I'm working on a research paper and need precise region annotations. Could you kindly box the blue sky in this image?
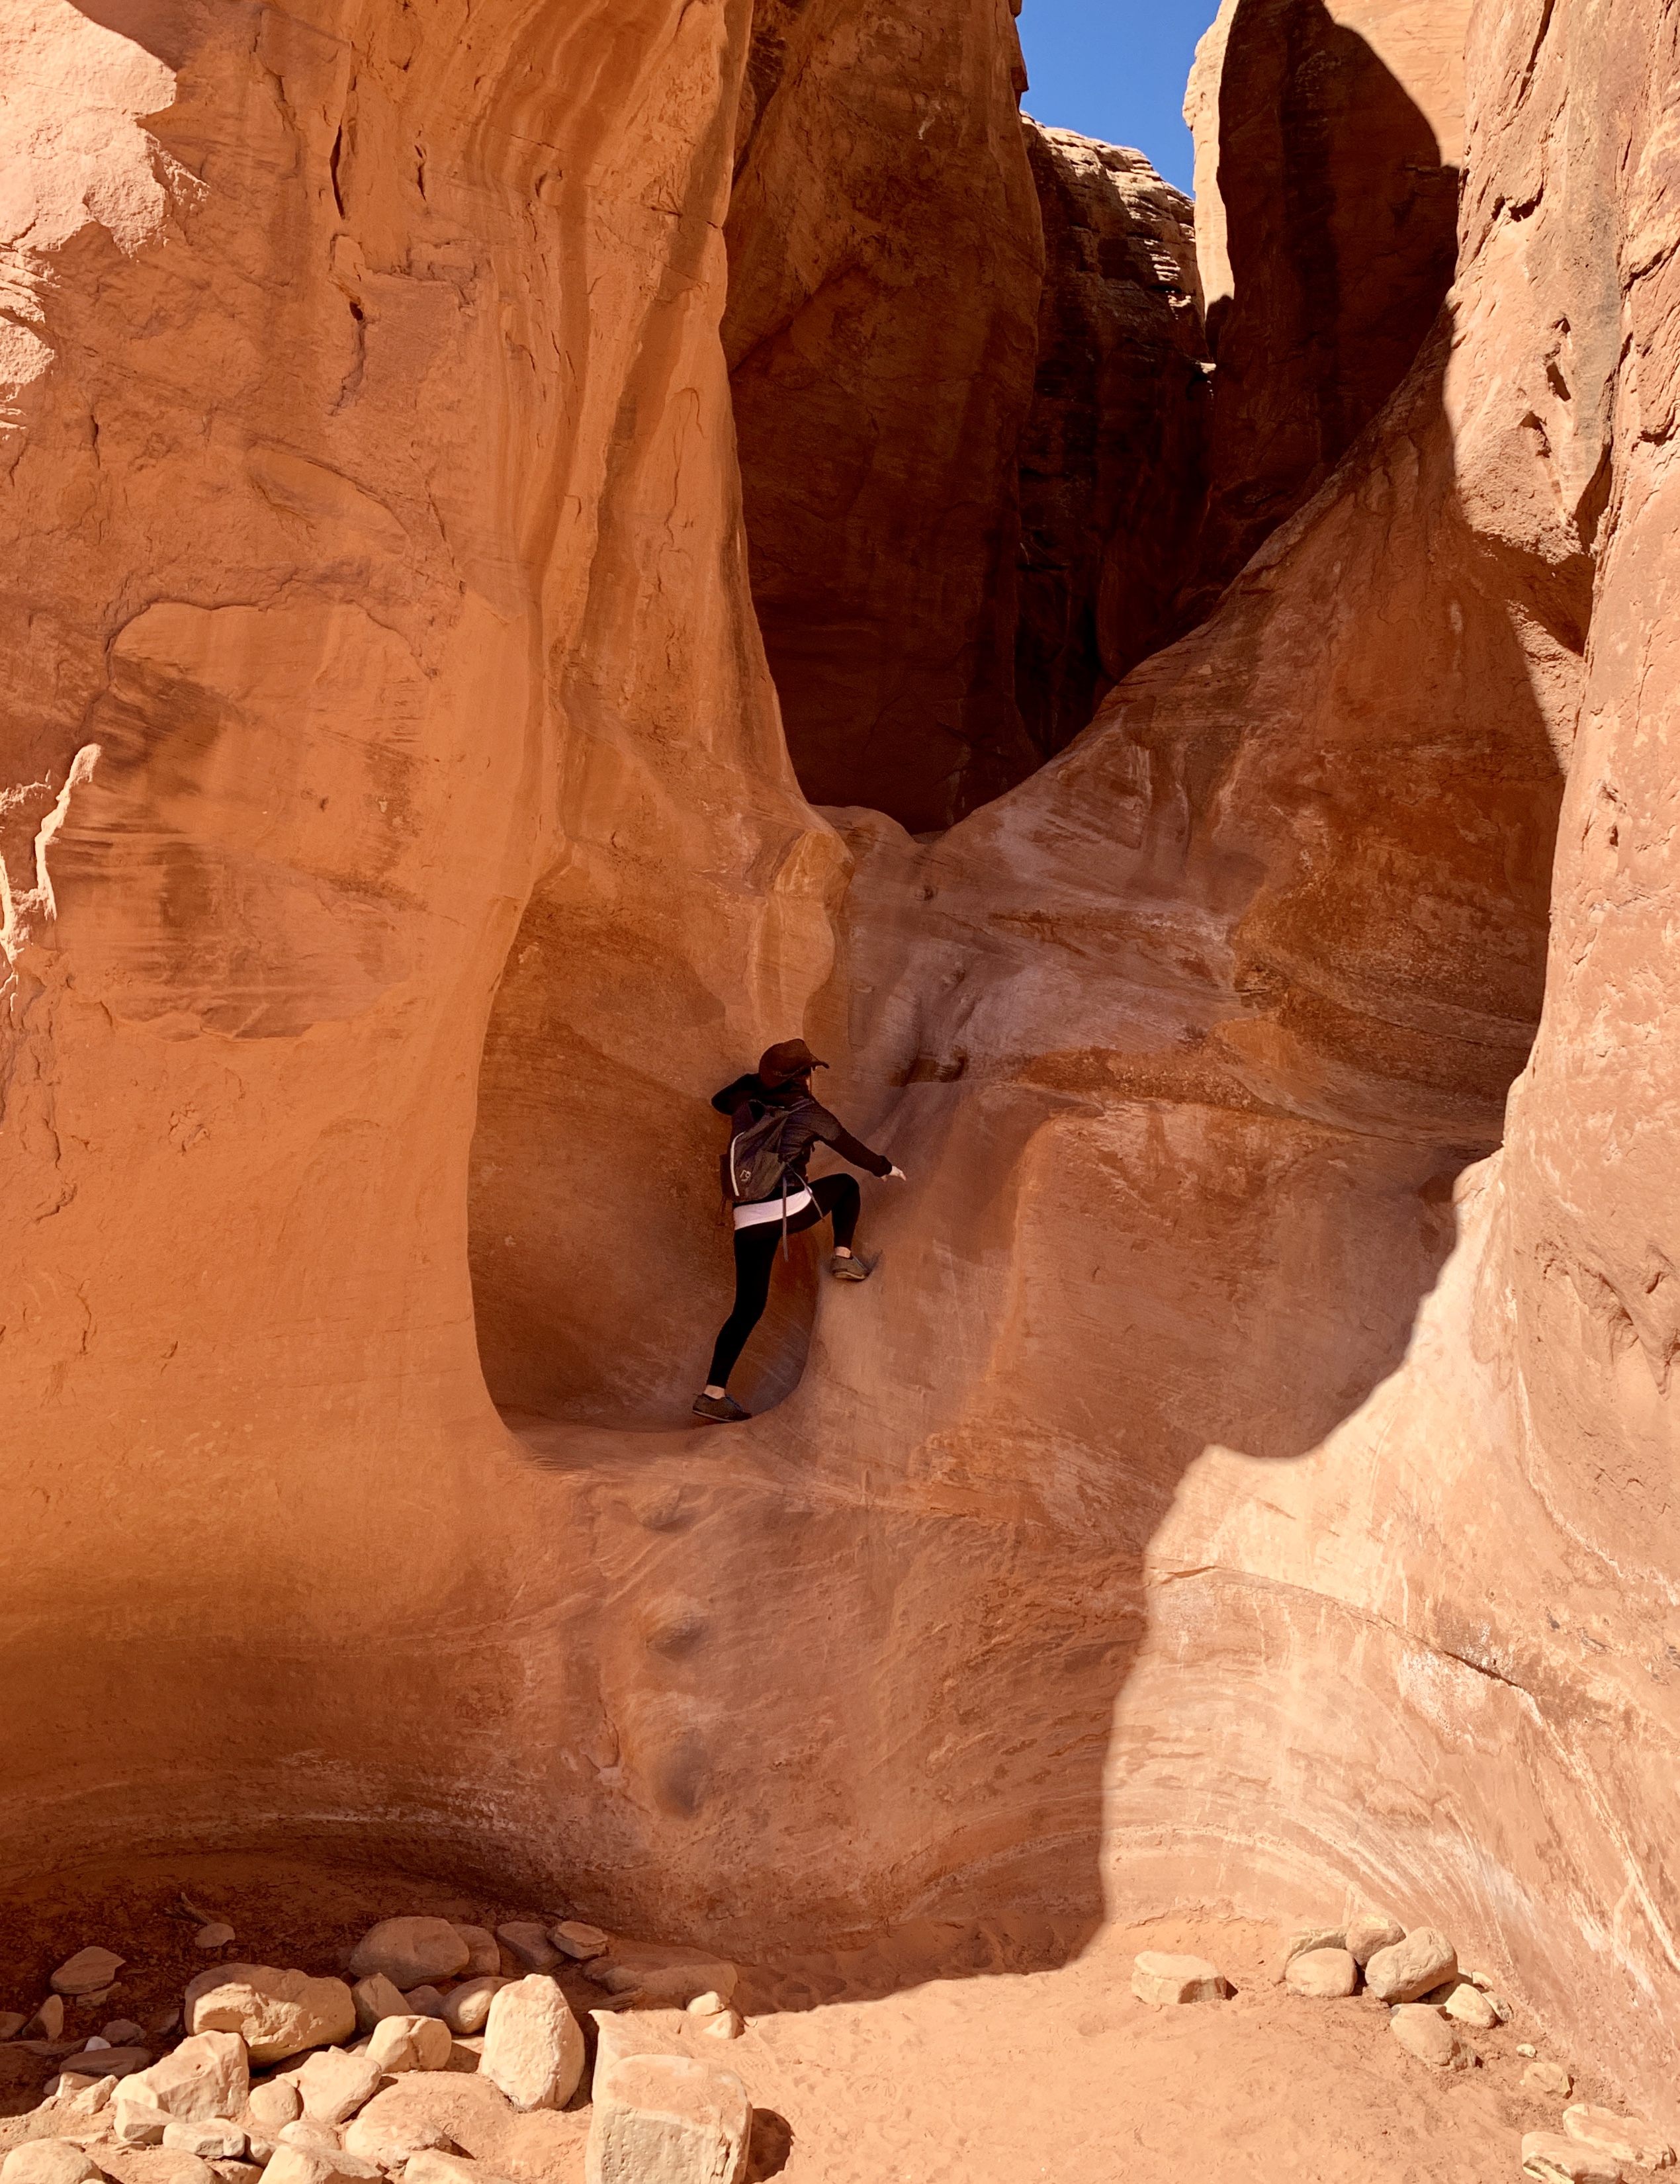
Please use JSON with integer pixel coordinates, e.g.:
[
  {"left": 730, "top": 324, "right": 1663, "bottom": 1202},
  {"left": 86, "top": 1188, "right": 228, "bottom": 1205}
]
[{"left": 1016, "top": 0, "right": 1221, "bottom": 194}]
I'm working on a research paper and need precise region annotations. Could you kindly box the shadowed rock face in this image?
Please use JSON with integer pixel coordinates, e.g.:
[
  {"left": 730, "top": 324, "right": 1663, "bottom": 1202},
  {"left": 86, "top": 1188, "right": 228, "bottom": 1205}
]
[
  {"left": 1185, "top": 0, "right": 1472, "bottom": 594},
  {"left": 1013, "top": 122, "right": 1211, "bottom": 763},
  {"left": 4, "top": 0, "right": 1680, "bottom": 2139}
]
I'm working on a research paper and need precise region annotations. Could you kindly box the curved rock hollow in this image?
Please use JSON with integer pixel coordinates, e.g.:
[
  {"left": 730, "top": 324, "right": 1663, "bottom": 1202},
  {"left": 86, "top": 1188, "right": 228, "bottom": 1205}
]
[{"left": 3, "top": 0, "right": 1679, "bottom": 2136}]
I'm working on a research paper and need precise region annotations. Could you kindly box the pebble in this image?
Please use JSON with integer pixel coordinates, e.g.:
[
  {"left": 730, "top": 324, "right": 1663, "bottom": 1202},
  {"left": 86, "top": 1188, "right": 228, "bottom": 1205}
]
[
  {"left": 0, "top": 2143, "right": 103, "bottom": 2184},
  {"left": 1388, "top": 2004, "right": 1476, "bottom": 2070},
  {"left": 1130, "top": 1952, "right": 1231, "bottom": 2006},
  {"left": 548, "top": 1923, "right": 609, "bottom": 1963},
  {"left": 50, "top": 1950, "right": 125, "bottom": 1999},
  {"left": 195, "top": 1927, "right": 237, "bottom": 1952},
  {"left": 449, "top": 1928, "right": 500, "bottom": 1979},
  {"left": 186, "top": 1968, "right": 356, "bottom": 2065},
  {"left": 1344, "top": 1915, "right": 1405, "bottom": 1967},
  {"left": 494, "top": 1925, "right": 560, "bottom": 1974},
  {"left": 1441, "top": 1982, "right": 1501, "bottom": 2031},
  {"left": 1364, "top": 1929, "right": 1458, "bottom": 2005},
  {"left": 1284, "top": 1948, "right": 1358, "bottom": 1999},
  {"left": 345, "top": 1922, "right": 468, "bottom": 1991},
  {"left": 439, "top": 1979, "right": 506, "bottom": 2037},
  {"left": 481, "top": 1976, "right": 584, "bottom": 2111},
  {"left": 1519, "top": 2043, "right": 1539, "bottom": 2058},
  {"left": 296, "top": 2049, "right": 383, "bottom": 2127},
  {"left": 349, "top": 1977, "right": 407, "bottom": 2034},
  {"left": 365, "top": 2016, "right": 452, "bottom": 2075},
  {"left": 248, "top": 2080, "right": 304, "bottom": 2130},
  {"left": 1524, "top": 2132, "right": 1624, "bottom": 2184},
  {"left": 1564, "top": 2105, "right": 1676, "bottom": 2170},
  {"left": 164, "top": 2121, "right": 248, "bottom": 2161},
  {"left": 588, "top": 2054, "right": 750, "bottom": 2184},
  {"left": 1525, "top": 2061, "right": 1574, "bottom": 2097}
]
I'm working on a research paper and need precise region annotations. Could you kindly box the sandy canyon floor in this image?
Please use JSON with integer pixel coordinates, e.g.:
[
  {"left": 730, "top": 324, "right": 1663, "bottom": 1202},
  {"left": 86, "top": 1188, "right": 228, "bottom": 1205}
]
[{"left": 0, "top": 1858, "right": 1597, "bottom": 2183}]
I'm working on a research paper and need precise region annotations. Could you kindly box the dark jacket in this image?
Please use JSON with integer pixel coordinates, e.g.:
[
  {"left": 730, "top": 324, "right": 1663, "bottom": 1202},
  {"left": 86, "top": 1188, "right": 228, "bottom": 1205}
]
[{"left": 711, "top": 1073, "right": 892, "bottom": 1193}]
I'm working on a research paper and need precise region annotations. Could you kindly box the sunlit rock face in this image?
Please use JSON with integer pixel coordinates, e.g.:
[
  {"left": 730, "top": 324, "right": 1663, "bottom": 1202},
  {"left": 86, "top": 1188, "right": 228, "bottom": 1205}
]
[
  {"left": 1184, "top": 0, "right": 1472, "bottom": 594},
  {"left": 3, "top": 0, "right": 1680, "bottom": 2136}
]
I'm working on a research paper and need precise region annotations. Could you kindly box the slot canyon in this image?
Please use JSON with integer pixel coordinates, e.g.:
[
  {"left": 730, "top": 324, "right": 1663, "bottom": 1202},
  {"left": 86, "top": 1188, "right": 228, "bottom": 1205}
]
[{"left": 1, "top": 0, "right": 1677, "bottom": 2175}]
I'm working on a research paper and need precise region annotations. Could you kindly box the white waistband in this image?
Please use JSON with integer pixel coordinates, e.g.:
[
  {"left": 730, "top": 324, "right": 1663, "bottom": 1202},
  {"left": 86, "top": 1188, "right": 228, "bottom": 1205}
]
[{"left": 733, "top": 1186, "right": 814, "bottom": 1231}]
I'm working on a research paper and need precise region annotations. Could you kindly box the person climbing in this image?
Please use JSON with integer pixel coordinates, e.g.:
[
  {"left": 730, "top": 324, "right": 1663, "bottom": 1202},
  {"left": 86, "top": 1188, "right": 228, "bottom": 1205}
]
[{"left": 693, "top": 1039, "right": 905, "bottom": 1424}]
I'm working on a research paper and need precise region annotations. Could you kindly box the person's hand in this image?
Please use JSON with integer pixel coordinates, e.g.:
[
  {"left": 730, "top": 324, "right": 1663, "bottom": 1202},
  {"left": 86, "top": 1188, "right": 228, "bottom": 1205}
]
[{"left": 887, "top": 1164, "right": 907, "bottom": 1181}]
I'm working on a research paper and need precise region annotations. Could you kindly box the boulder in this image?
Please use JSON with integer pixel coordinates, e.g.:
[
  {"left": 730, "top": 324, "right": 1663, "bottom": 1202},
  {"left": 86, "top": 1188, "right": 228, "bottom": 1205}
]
[
  {"left": 1564, "top": 2107, "right": 1676, "bottom": 2170},
  {"left": 1344, "top": 1917, "right": 1405, "bottom": 1967},
  {"left": 185, "top": 1970, "right": 356, "bottom": 2065},
  {"left": 584, "top": 1948, "right": 736, "bottom": 2009},
  {"left": 53, "top": 2044, "right": 150, "bottom": 2083},
  {"left": 340, "top": 2087, "right": 463, "bottom": 2171},
  {"left": 247, "top": 2083, "right": 303, "bottom": 2132},
  {"left": 24, "top": 2001, "right": 66, "bottom": 2042},
  {"left": 1440, "top": 1982, "right": 1501, "bottom": 2032},
  {"left": 1130, "top": 1952, "right": 1230, "bottom": 2006},
  {"left": 366, "top": 2017, "right": 452, "bottom": 2075},
  {"left": 684, "top": 1995, "right": 728, "bottom": 2020},
  {"left": 439, "top": 1982, "right": 505, "bottom": 2038},
  {"left": 345, "top": 1923, "right": 468, "bottom": 1991},
  {"left": 165, "top": 2122, "right": 248, "bottom": 2161},
  {"left": 1364, "top": 1929, "right": 1458, "bottom": 2005},
  {"left": 51, "top": 1951, "right": 125, "bottom": 1998},
  {"left": 493, "top": 1927, "right": 559, "bottom": 1975},
  {"left": 138, "top": 2159, "right": 216, "bottom": 2184},
  {"left": 349, "top": 1978, "right": 406, "bottom": 2035},
  {"left": 261, "top": 2147, "right": 381, "bottom": 2184},
  {"left": 1284, "top": 1948, "right": 1358, "bottom": 1999},
  {"left": 0, "top": 2143, "right": 103, "bottom": 2184},
  {"left": 480, "top": 1979, "right": 584, "bottom": 2113},
  {"left": 548, "top": 1925, "right": 608, "bottom": 1964},
  {"left": 406, "top": 2158, "right": 512, "bottom": 2184},
  {"left": 115, "top": 2099, "right": 174, "bottom": 2145},
  {"left": 585, "top": 2055, "right": 750, "bottom": 2184},
  {"left": 128, "top": 2033, "right": 251, "bottom": 2122},
  {"left": 275, "top": 2126, "right": 341, "bottom": 2155},
  {"left": 1388, "top": 2005, "right": 1476, "bottom": 2070},
  {"left": 699, "top": 2013, "right": 742, "bottom": 2042},
  {"left": 1279, "top": 1927, "right": 1345, "bottom": 1972},
  {"left": 400, "top": 1991, "right": 446, "bottom": 2021},
  {"left": 296, "top": 2051, "right": 383, "bottom": 2128},
  {"left": 102, "top": 2023, "right": 146, "bottom": 2046},
  {"left": 1524, "top": 2134, "right": 1626, "bottom": 2184},
  {"left": 449, "top": 1930, "right": 500, "bottom": 1980}
]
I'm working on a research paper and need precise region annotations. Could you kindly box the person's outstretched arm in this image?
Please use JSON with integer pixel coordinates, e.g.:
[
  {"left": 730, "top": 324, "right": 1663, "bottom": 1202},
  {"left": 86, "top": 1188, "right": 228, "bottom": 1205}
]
[{"left": 810, "top": 1106, "right": 904, "bottom": 1179}]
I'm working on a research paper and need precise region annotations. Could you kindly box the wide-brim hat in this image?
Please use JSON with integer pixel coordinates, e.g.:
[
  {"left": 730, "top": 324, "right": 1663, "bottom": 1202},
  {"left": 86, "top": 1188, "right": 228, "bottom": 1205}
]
[{"left": 758, "top": 1038, "right": 829, "bottom": 1087}]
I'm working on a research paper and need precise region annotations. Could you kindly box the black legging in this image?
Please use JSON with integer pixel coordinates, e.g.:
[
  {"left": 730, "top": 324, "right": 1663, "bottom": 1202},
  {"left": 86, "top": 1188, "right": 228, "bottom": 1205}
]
[{"left": 707, "top": 1174, "right": 860, "bottom": 1388}]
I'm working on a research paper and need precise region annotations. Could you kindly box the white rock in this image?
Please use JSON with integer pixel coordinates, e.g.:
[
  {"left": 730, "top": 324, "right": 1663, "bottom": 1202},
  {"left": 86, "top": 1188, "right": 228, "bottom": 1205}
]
[
  {"left": 349, "top": 1977, "right": 407, "bottom": 2034},
  {"left": 1388, "top": 2004, "right": 1476, "bottom": 2070},
  {"left": 699, "top": 2012, "right": 742, "bottom": 2042},
  {"left": 165, "top": 2120, "right": 249, "bottom": 2160},
  {"left": 684, "top": 1993, "right": 728, "bottom": 2019},
  {"left": 345, "top": 1923, "right": 468, "bottom": 1991},
  {"left": 1526, "top": 2061, "right": 1575, "bottom": 2097},
  {"left": 129, "top": 2032, "right": 251, "bottom": 2122},
  {"left": 585, "top": 2054, "right": 750, "bottom": 2184},
  {"left": 1564, "top": 2106, "right": 1676, "bottom": 2169},
  {"left": 365, "top": 2017, "right": 452, "bottom": 2075},
  {"left": 549, "top": 1923, "right": 609, "bottom": 1963},
  {"left": 1437, "top": 1981, "right": 1501, "bottom": 2031},
  {"left": 247, "top": 2082, "right": 304, "bottom": 2132},
  {"left": 406, "top": 2156, "right": 513, "bottom": 2184},
  {"left": 0, "top": 2141, "right": 103, "bottom": 2184},
  {"left": 1519, "top": 2043, "right": 1540, "bottom": 2058},
  {"left": 494, "top": 1925, "right": 560, "bottom": 1974},
  {"left": 1278, "top": 1927, "right": 1345, "bottom": 1974},
  {"left": 1364, "top": 1929, "right": 1458, "bottom": 2005},
  {"left": 480, "top": 1977, "right": 584, "bottom": 2112},
  {"left": 1130, "top": 1952, "right": 1230, "bottom": 2006},
  {"left": 52, "top": 1950, "right": 126, "bottom": 1998},
  {"left": 51, "top": 2074, "right": 118, "bottom": 2114},
  {"left": 186, "top": 1970, "right": 357, "bottom": 2066},
  {"left": 439, "top": 1981, "right": 504, "bottom": 2038},
  {"left": 261, "top": 2146, "right": 381, "bottom": 2184},
  {"left": 195, "top": 1927, "right": 237, "bottom": 1953},
  {"left": 115, "top": 2097, "right": 174, "bottom": 2144},
  {"left": 1284, "top": 1948, "right": 1358, "bottom": 1999},
  {"left": 296, "top": 2050, "right": 383, "bottom": 2127},
  {"left": 1344, "top": 1915, "right": 1405, "bottom": 1967},
  {"left": 449, "top": 1929, "right": 500, "bottom": 1979},
  {"left": 339, "top": 2087, "right": 459, "bottom": 2169},
  {"left": 1525, "top": 2132, "right": 1625, "bottom": 2184}
]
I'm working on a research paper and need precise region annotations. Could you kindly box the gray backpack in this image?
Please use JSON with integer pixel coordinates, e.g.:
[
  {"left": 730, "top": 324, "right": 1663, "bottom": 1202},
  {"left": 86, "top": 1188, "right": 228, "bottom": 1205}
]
[{"left": 721, "top": 1098, "right": 816, "bottom": 1250}]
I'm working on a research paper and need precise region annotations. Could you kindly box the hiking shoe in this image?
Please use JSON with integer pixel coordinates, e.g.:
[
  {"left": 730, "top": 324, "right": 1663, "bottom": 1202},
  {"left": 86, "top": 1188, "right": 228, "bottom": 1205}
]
[
  {"left": 693, "top": 1391, "right": 750, "bottom": 1423},
  {"left": 829, "top": 1252, "right": 871, "bottom": 1281}
]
